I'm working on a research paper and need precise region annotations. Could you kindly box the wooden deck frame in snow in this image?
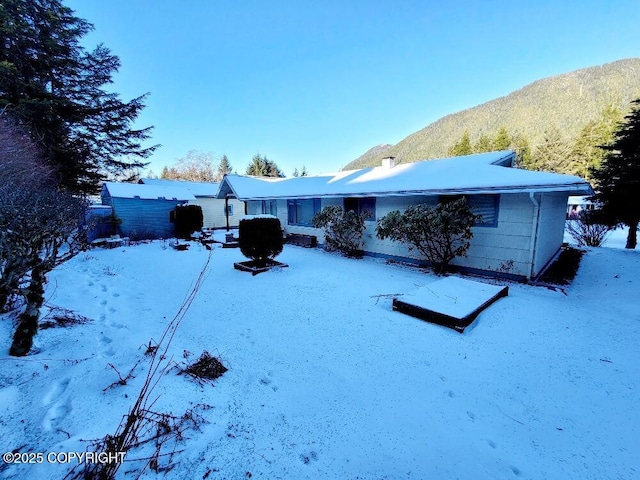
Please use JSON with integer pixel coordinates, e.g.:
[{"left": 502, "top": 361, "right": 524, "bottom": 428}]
[
  {"left": 392, "top": 277, "right": 508, "bottom": 332},
  {"left": 234, "top": 259, "right": 289, "bottom": 275}
]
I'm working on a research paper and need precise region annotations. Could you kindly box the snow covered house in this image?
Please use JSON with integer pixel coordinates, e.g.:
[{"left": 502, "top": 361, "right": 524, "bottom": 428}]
[
  {"left": 139, "top": 178, "right": 245, "bottom": 229},
  {"left": 216, "top": 151, "right": 593, "bottom": 280},
  {"left": 101, "top": 182, "right": 196, "bottom": 240}
]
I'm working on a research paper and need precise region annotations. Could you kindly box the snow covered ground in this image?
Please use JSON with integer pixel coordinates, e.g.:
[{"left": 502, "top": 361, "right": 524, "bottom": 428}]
[{"left": 1, "top": 229, "right": 638, "bottom": 479}]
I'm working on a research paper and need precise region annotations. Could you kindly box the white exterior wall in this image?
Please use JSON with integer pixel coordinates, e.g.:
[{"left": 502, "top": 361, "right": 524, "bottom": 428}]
[
  {"left": 196, "top": 197, "right": 245, "bottom": 228},
  {"left": 362, "top": 196, "right": 436, "bottom": 260},
  {"left": 362, "top": 194, "right": 536, "bottom": 278},
  {"left": 532, "top": 193, "right": 569, "bottom": 276},
  {"left": 248, "top": 193, "right": 566, "bottom": 279},
  {"left": 451, "top": 194, "right": 535, "bottom": 278}
]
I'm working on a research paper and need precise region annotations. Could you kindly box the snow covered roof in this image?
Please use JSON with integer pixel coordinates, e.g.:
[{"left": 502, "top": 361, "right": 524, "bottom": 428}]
[
  {"left": 138, "top": 178, "right": 219, "bottom": 197},
  {"left": 216, "top": 151, "right": 593, "bottom": 201},
  {"left": 102, "top": 182, "right": 196, "bottom": 201}
]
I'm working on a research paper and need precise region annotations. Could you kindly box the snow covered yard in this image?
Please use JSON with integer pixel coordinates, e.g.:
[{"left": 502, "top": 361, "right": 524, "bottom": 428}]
[{"left": 0, "top": 238, "right": 638, "bottom": 479}]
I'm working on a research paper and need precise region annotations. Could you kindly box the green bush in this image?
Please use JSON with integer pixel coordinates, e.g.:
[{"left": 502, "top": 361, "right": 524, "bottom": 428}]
[
  {"left": 312, "top": 206, "right": 366, "bottom": 257},
  {"left": 175, "top": 204, "right": 204, "bottom": 239},
  {"left": 376, "top": 198, "right": 476, "bottom": 274},
  {"left": 239, "top": 217, "right": 283, "bottom": 265}
]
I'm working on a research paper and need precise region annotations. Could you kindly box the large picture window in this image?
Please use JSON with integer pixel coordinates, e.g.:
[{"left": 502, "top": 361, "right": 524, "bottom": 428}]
[
  {"left": 344, "top": 197, "right": 376, "bottom": 221},
  {"left": 287, "top": 198, "right": 321, "bottom": 226}
]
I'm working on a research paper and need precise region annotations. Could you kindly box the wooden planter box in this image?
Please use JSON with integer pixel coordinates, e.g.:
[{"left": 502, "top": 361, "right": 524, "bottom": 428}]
[
  {"left": 392, "top": 277, "right": 508, "bottom": 333},
  {"left": 234, "top": 259, "right": 289, "bottom": 275},
  {"left": 286, "top": 233, "right": 317, "bottom": 248}
]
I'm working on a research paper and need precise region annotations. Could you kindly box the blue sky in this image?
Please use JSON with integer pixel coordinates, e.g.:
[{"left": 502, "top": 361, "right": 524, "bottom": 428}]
[{"left": 66, "top": 0, "right": 640, "bottom": 177}]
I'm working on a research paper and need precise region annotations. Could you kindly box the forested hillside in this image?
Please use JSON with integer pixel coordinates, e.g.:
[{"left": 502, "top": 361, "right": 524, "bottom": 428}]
[{"left": 345, "top": 58, "right": 640, "bottom": 179}]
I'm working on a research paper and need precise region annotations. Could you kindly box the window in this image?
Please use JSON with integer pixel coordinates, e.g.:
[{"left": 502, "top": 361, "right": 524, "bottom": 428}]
[
  {"left": 439, "top": 194, "right": 499, "bottom": 227},
  {"left": 287, "top": 198, "right": 321, "bottom": 226},
  {"left": 468, "top": 195, "right": 499, "bottom": 227},
  {"left": 261, "top": 200, "right": 277, "bottom": 216},
  {"left": 344, "top": 197, "right": 376, "bottom": 220},
  {"left": 224, "top": 204, "right": 234, "bottom": 216},
  {"left": 169, "top": 210, "right": 175, "bottom": 223}
]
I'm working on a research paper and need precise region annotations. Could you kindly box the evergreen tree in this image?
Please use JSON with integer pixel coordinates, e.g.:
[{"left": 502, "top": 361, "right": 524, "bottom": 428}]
[
  {"left": 569, "top": 104, "right": 623, "bottom": 181},
  {"left": 510, "top": 132, "right": 532, "bottom": 169},
  {"left": 447, "top": 130, "right": 473, "bottom": 157},
  {"left": 531, "top": 126, "right": 572, "bottom": 173},
  {"left": 0, "top": 0, "right": 157, "bottom": 194},
  {"left": 493, "top": 127, "right": 511, "bottom": 151},
  {"left": 246, "top": 154, "right": 285, "bottom": 177},
  {"left": 218, "top": 154, "right": 233, "bottom": 178},
  {"left": 292, "top": 165, "right": 308, "bottom": 177},
  {"left": 591, "top": 99, "right": 640, "bottom": 249},
  {"left": 474, "top": 134, "right": 493, "bottom": 153}
]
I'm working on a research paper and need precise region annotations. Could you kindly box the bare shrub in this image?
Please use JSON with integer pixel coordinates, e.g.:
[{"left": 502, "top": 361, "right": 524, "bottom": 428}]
[
  {"left": 39, "top": 306, "right": 92, "bottom": 329},
  {"left": 176, "top": 351, "right": 228, "bottom": 384},
  {"left": 566, "top": 210, "right": 613, "bottom": 247}
]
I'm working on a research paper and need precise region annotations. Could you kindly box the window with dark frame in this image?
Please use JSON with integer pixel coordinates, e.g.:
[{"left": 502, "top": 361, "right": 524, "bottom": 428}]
[
  {"left": 261, "top": 200, "right": 277, "bottom": 216},
  {"left": 287, "top": 198, "right": 321, "bottom": 226},
  {"left": 344, "top": 197, "right": 376, "bottom": 220}
]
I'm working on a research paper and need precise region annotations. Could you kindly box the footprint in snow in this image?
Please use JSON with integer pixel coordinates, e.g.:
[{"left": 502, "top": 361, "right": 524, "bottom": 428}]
[
  {"left": 299, "top": 451, "right": 318, "bottom": 465},
  {"left": 42, "top": 398, "right": 72, "bottom": 431},
  {"left": 42, "top": 377, "right": 72, "bottom": 431},
  {"left": 42, "top": 377, "right": 70, "bottom": 406}
]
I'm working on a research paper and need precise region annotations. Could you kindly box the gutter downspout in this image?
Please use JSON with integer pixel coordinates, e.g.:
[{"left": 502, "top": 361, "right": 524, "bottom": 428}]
[{"left": 529, "top": 192, "right": 541, "bottom": 280}]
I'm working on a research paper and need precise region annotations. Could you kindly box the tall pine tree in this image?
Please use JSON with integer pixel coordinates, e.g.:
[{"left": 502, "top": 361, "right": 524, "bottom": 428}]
[
  {"left": 447, "top": 130, "right": 473, "bottom": 156},
  {"left": 218, "top": 154, "right": 233, "bottom": 178},
  {"left": 246, "top": 154, "right": 285, "bottom": 177},
  {"left": 0, "top": 0, "right": 157, "bottom": 194},
  {"left": 591, "top": 99, "right": 640, "bottom": 249}
]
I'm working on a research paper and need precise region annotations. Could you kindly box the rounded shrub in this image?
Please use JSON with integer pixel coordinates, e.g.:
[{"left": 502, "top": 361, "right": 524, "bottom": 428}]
[
  {"left": 175, "top": 204, "right": 204, "bottom": 239},
  {"left": 238, "top": 216, "right": 283, "bottom": 265}
]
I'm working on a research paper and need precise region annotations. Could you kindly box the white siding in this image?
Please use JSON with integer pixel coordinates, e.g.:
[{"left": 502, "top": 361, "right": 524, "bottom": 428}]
[
  {"left": 196, "top": 197, "right": 245, "bottom": 228},
  {"left": 363, "top": 196, "right": 435, "bottom": 261},
  {"left": 532, "top": 193, "right": 569, "bottom": 276},
  {"left": 256, "top": 192, "right": 567, "bottom": 279},
  {"left": 450, "top": 194, "right": 535, "bottom": 277}
]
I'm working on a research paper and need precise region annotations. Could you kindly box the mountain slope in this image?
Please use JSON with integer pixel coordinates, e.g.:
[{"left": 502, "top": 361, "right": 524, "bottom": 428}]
[{"left": 345, "top": 58, "right": 640, "bottom": 170}]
